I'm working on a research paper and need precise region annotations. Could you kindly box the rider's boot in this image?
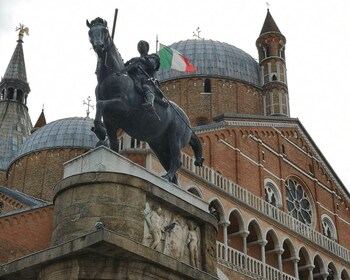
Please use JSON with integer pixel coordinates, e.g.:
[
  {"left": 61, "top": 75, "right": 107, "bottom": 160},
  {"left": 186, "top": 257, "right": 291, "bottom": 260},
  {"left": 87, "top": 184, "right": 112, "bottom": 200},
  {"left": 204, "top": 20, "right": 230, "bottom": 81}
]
[{"left": 142, "top": 90, "right": 155, "bottom": 112}]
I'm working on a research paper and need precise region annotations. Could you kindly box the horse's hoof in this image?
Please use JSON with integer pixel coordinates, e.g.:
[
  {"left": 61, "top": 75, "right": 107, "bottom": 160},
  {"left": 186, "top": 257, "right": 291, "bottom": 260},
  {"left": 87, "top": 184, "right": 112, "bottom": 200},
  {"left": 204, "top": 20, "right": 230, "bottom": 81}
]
[
  {"left": 194, "top": 157, "right": 204, "bottom": 167},
  {"left": 92, "top": 126, "right": 107, "bottom": 141},
  {"left": 161, "top": 174, "right": 179, "bottom": 185},
  {"left": 95, "top": 140, "right": 108, "bottom": 148},
  {"left": 161, "top": 174, "right": 170, "bottom": 181}
]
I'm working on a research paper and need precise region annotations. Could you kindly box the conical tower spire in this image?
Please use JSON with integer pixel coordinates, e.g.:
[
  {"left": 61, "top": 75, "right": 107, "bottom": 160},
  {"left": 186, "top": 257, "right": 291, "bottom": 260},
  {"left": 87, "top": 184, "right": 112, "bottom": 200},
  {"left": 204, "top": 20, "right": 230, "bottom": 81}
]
[
  {"left": 32, "top": 107, "right": 47, "bottom": 133},
  {"left": 3, "top": 25, "right": 29, "bottom": 82},
  {"left": 0, "top": 25, "right": 32, "bottom": 179},
  {"left": 256, "top": 10, "right": 289, "bottom": 117},
  {"left": 0, "top": 24, "right": 30, "bottom": 104},
  {"left": 259, "top": 9, "right": 281, "bottom": 35}
]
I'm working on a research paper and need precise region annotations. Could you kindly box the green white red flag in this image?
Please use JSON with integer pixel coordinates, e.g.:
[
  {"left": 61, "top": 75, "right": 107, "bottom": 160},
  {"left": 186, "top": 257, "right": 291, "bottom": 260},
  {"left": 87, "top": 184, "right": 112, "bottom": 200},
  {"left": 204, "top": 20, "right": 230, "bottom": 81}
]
[{"left": 159, "top": 43, "right": 196, "bottom": 72}]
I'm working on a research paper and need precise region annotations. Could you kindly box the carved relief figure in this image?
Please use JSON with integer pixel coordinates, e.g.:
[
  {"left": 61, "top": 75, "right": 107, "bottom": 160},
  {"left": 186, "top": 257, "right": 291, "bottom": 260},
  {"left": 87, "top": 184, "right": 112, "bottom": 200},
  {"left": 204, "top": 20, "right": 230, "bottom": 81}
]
[
  {"left": 163, "top": 215, "right": 186, "bottom": 259},
  {"left": 143, "top": 202, "right": 203, "bottom": 268},
  {"left": 143, "top": 203, "right": 163, "bottom": 251},
  {"left": 187, "top": 220, "right": 200, "bottom": 268}
]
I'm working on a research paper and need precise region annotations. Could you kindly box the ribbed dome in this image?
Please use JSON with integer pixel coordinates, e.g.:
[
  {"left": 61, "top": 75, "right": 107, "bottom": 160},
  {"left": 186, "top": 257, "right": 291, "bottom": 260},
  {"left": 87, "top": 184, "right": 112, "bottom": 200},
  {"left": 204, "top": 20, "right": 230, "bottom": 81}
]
[
  {"left": 15, "top": 117, "right": 98, "bottom": 159},
  {"left": 157, "top": 39, "right": 261, "bottom": 86}
]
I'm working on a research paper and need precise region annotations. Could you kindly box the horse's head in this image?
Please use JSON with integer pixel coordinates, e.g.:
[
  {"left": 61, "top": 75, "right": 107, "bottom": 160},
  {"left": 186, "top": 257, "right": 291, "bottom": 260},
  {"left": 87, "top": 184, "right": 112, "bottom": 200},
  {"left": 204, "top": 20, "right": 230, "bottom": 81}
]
[{"left": 87, "top": 17, "right": 112, "bottom": 57}]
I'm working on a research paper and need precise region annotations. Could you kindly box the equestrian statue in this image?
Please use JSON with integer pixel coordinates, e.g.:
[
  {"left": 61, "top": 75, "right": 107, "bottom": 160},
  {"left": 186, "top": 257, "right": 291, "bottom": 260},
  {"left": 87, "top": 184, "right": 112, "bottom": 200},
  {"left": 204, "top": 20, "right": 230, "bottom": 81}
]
[{"left": 87, "top": 17, "right": 203, "bottom": 184}]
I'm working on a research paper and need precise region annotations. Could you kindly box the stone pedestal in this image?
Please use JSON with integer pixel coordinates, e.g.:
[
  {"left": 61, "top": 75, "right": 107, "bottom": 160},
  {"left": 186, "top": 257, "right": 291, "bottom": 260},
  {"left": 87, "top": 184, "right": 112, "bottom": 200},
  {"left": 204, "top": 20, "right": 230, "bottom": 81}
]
[
  {"left": 0, "top": 147, "right": 218, "bottom": 280},
  {"left": 51, "top": 172, "right": 146, "bottom": 245}
]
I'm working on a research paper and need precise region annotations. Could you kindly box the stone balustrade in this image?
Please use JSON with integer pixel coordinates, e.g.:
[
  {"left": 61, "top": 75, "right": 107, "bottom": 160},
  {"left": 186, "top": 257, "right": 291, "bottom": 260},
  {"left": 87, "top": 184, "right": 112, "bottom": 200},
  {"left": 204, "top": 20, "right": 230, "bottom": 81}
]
[{"left": 217, "top": 241, "right": 297, "bottom": 280}]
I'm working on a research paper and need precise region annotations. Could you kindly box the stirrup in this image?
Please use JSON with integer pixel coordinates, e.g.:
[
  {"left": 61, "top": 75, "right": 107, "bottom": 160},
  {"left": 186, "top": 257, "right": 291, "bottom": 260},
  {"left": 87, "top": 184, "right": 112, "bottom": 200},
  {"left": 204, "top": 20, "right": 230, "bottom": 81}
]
[{"left": 142, "top": 102, "right": 154, "bottom": 112}]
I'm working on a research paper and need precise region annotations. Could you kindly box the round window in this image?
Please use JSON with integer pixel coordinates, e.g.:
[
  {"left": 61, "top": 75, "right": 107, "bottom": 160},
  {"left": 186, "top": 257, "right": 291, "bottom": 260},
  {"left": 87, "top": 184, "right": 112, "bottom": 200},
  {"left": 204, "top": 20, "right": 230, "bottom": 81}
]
[{"left": 285, "top": 179, "right": 312, "bottom": 226}]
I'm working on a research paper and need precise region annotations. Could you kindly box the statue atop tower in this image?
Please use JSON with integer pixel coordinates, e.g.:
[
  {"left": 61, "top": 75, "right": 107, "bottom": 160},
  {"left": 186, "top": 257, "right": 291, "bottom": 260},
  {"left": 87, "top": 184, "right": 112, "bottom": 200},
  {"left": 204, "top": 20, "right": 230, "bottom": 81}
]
[{"left": 15, "top": 23, "right": 29, "bottom": 42}]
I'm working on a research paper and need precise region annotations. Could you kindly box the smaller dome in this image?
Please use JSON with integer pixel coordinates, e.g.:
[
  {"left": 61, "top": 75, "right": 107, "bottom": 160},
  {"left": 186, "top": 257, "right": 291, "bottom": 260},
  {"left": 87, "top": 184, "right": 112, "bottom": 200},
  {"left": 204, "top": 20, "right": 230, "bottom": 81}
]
[{"left": 15, "top": 117, "right": 98, "bottom": 159}]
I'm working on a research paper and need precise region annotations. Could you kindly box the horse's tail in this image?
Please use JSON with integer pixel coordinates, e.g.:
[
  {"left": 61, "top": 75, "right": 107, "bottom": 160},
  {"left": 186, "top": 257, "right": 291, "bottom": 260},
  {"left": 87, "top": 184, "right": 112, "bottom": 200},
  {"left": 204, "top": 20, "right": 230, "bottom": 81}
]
[{"left": 189, "top": 133, "right": 204, "bottom": 167}]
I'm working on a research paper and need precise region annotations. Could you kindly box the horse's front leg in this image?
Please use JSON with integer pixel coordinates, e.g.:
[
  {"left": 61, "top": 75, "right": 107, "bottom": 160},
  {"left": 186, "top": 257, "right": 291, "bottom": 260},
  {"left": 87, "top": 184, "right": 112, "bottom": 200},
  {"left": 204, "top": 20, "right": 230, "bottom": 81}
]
[
  {"left": 104, "top": 117, "right": 119, "bottom": 152},
  {"left": 162, "top": 140, "right": 182, "bottom": 185},
  {"left": 163, "top": 157, "right": 181, "bottom": 185},
  {"left": 92, "top": 100, "right": 107, "bottom": 141}
]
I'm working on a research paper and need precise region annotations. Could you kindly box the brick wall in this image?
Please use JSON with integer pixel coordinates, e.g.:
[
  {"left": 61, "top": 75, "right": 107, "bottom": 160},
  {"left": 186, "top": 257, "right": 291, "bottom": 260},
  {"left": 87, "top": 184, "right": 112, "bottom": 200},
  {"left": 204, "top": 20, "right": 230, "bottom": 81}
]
[
  {"left": 7, "top": 148, "right": 89, "bottom": 201},
  {"left": 0, "top": 205, "right": 53, "bottom": 264},
  {"left": 0, "top": 171, "right": 6, "bottom": 186},
  {"left": 161, "top": 78, "right": 263, "bottom": 126}
]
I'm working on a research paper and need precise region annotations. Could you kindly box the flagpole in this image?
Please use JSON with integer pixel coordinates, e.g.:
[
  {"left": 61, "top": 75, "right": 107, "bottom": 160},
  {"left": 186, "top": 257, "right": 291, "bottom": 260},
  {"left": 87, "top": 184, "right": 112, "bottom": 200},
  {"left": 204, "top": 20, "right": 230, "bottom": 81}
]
[{"left": 111, "top": 8, "right": 118, "bottom": 41}]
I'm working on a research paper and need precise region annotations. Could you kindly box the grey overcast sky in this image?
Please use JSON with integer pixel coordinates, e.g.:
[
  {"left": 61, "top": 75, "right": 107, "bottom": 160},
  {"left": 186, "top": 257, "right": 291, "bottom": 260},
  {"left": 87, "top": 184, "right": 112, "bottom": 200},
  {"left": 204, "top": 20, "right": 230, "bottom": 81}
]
[{"left": 1, "top": 0, "right": 350, "bottom": 188}]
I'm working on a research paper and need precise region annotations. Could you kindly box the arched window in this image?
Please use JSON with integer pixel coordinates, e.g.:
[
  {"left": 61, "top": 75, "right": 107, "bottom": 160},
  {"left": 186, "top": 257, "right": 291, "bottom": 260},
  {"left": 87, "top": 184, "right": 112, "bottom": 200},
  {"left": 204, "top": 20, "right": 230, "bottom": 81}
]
[
  {"left": 321, "top": 214, "right": 337, "bottom": 241},
  {"left": 285, "top": 178, "right": 313, "bottom": 226},
  {"left": 280, "top": 45, "right": 286, "bottom": 60},
  {"left": 281, "top": 144, "right": 286, "bottom": 155},
  {"left": 16, "top": 89, "right": 24, "bottom": 102},
  {"left": 263, "top": 46, "right": 270, "bottom": 58},
  {"left": 327, "top": 262, "right": 338, "bottom": 280},
  {"left": 130, "top": 138, "right": 141, "bottom": 149},
  {"left": 264, "top": 178, "right": 282, "bottom": 208},
  {"left": 186, "top": 185, "right": 203, "bottom": 199},
  {"left": 208, "top": 200, "right": 223, "bottom": 222},
  {"left": 204, "top": 78, "right": 211, "bottom": 93},
  {"left": 195, "top": 117, "right": 208, "bottom": 126},
  {"left": 7, "top": 88, "right": 14, "bottom": 100}
]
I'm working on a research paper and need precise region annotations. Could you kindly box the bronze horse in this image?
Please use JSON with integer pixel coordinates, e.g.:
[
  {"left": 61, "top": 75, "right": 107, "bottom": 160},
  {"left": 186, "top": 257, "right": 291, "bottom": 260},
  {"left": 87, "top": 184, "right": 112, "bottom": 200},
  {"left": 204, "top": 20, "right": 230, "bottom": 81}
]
[{"left": 87, "top": 17, "right": 203, "bottom": 184}]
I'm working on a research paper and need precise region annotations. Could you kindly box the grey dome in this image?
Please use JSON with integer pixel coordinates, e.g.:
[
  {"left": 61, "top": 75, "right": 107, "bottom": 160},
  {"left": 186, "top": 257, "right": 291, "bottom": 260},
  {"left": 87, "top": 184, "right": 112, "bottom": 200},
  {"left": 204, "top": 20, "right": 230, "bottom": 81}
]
[
  {"left": 157, "top": 39, "right": 261, "bottom": 87},
  {"left": 15, "top": 117, "right": 98, "bottom": 159}
]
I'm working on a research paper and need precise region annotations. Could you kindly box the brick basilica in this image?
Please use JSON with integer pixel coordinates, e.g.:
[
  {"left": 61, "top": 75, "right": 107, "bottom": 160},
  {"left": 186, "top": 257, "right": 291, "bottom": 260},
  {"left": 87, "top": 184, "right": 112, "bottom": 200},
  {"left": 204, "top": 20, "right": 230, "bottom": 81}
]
[{"left": 0, "top": 9, "right": 349, "bottom": 279}]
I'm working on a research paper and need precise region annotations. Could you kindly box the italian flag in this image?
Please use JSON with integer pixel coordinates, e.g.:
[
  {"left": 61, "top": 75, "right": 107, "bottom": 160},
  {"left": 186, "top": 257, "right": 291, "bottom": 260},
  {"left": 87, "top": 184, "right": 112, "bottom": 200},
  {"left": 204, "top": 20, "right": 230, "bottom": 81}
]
[{"left": 159, "top": 43, "right": 196, "bottom": 72}]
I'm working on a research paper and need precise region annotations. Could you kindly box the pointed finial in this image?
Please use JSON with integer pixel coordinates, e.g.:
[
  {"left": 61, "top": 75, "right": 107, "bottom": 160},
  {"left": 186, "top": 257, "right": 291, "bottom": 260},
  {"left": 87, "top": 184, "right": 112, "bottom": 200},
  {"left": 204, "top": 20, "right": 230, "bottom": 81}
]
[
  {"left": 15, "top": 24, "right": 29, "bottom": 42},
  {"left": 266, "top": 2, "right": 270, "bottom": 10},
  {"left": 83, "top": 96, "right": 94, "bottom": 118}
]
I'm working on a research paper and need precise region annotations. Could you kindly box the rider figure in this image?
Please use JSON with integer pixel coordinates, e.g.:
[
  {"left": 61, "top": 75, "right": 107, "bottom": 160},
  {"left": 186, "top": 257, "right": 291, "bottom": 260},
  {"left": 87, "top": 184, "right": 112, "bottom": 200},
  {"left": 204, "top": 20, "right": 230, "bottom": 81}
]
[{"left": 124, "top": 40, "right": 160, "bottom": 111}]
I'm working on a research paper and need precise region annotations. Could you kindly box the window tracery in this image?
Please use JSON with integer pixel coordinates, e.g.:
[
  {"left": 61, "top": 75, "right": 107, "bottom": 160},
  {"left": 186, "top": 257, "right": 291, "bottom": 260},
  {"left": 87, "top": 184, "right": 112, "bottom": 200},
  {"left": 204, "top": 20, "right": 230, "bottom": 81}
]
[
  {"left": 321, "top": 215, "right": 337, "bottom": 241},
  {"left": 285, "top": 178, "right": 313, "bottom": 226},
  {"left": 264, "top": 179, "right": 282, "bottom": 208}
]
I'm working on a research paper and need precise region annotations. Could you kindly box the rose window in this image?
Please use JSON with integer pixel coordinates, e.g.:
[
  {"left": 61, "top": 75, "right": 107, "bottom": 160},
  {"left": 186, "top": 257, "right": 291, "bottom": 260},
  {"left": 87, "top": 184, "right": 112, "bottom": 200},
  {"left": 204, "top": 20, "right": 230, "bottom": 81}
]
[{"left": 285, "top": 179, "right": 312, "bottom": 226}]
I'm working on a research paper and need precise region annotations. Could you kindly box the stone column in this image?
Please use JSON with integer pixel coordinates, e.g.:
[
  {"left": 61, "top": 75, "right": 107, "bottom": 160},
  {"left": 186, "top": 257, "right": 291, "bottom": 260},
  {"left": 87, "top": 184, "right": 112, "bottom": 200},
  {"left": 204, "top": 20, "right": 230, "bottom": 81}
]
[
  {"left": 220, "top": 221, "right": 230, "bottom": 261},
  {"left": 276, "top": 248, "right": 284, "bottom": 280},
  {"left": 260, "top": 239, "right": 267, "bottom": 278},
  {"left": 241, "top": 230, "right": 249, "bottom": 269},
  {"left": 276, "top": 248, "right": 284, "bottom": 272},
  {"left": 308, "top": 265, "right": 315, "bottom": 280},
  {"left": 145, "top": 153, "right": 153, "bottom": 171},
  {"left": 3, "top": 88, "right": 7, "bottom": 100},
  {"left": 321, "top": 272, "right": 328, "bottom": 280},
  {"left": 292, "top": 257, "right": 299, "bottom": 279}
]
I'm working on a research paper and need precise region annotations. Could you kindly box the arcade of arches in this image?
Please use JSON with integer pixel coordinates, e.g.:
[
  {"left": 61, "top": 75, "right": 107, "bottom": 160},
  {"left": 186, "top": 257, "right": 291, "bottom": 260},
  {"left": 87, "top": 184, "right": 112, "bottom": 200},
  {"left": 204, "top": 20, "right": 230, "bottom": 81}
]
[{"left": 186, "top": 182, "right": 350, "bottom": 280}]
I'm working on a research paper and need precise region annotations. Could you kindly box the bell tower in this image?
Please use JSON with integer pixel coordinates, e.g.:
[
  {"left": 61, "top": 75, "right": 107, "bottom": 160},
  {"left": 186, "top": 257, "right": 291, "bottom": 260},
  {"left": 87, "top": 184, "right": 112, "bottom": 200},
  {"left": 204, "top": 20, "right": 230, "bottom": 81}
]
[
  {"left": 256, "top": 9, "right": 289, "bottom": 116},
  {"left": 0, "top": 25, "right": 33, "bottom": 181}
]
